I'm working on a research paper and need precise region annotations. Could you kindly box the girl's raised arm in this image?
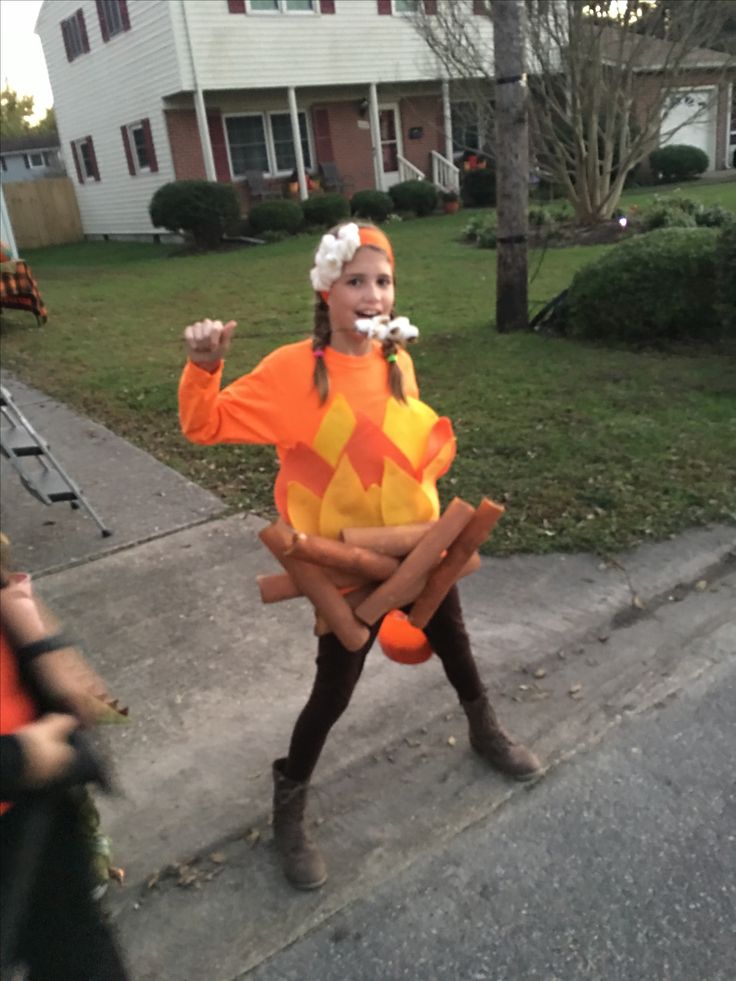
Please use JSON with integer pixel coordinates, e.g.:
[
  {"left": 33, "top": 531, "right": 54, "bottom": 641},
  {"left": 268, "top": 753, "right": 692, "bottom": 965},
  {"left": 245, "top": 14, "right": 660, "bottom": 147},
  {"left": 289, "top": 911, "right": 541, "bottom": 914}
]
[{"left": 183, "top": 319, "right": 237, "bottom": 371}]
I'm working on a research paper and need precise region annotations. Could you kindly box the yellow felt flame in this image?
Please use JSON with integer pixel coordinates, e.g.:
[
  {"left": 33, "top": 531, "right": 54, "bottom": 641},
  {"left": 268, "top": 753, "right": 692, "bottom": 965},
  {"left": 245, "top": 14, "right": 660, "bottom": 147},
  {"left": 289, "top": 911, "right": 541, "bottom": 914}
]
[
  {"left": 286, "top": 482, "right": 322, "bottom": 536},
  {"left": 319, "top": 455, "right": 383, "bottom": 539},
  {"left": 381, "top": 458, "right": 438, "bottom": 525},
  {"left": 312, "top": 394, "right": 356, "bottom": 468},
  {"left": 382, "top": 397, "right": 439, "bottom": 471}
]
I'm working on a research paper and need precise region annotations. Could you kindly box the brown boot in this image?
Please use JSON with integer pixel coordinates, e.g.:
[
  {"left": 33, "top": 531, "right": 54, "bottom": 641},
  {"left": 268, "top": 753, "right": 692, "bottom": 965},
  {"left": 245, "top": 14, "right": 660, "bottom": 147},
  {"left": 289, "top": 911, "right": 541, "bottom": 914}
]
[
  {"left": 460, "top": 695, "right": 542, "bottom": 781},
  {"left": 272, "top": 759, "right": 328, "bottom": 890}
]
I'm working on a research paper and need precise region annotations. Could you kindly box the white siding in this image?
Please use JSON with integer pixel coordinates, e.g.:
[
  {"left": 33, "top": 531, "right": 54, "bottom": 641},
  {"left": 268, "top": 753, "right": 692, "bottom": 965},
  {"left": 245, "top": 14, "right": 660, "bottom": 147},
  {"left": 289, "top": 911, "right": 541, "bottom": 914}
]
[
  {"left": 184, "top": 0, "right": 483, "bottom": 90},
  {"left": 36, "top": 0, "right": 184, "bottom": 235}
]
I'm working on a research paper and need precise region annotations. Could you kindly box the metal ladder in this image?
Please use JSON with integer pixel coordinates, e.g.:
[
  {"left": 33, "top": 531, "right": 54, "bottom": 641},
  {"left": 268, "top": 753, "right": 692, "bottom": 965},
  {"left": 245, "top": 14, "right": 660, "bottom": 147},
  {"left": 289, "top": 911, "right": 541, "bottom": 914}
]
[{"left": 0, "top": 385, "right": 111, "bottom": 537}]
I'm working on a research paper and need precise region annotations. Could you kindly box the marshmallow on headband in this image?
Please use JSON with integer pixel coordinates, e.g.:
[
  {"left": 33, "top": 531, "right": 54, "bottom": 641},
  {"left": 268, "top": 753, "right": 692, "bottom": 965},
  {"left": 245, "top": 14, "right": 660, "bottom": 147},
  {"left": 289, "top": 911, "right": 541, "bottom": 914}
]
[{"left": 310, "top": 222, "right": 395, "bottom": 299}]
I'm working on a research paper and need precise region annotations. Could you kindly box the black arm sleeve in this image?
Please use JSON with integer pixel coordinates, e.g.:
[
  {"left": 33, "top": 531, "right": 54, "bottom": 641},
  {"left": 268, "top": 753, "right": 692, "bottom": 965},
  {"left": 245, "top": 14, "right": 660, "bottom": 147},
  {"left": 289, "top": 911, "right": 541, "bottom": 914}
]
[{"left": 0, "top": 733, "right": 26, "bottom": 800}]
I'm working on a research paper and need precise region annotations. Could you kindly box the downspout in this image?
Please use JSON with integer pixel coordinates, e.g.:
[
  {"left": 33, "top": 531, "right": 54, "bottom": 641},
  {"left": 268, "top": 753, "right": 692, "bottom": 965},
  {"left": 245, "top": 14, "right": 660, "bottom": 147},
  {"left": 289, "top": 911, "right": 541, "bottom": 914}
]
[
  {"left": 180, "top": 0, "right": 217, "bottom": 181},
  {"left": 368, "top": 82, "right": 383, "bottom": 191},
  {"left": 442, "top": 78, "right": 453, "bottom": 163},
  {"left": 287, "top": 87, "right": 308, "bottom": 201}
]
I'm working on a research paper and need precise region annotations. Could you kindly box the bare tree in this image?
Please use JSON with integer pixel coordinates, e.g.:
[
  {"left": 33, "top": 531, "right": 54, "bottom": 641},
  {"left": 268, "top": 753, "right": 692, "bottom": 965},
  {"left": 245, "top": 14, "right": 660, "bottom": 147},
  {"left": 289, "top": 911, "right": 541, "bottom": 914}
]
[{"left": 416, "top": 0, "right": 733, "bottom": 225}]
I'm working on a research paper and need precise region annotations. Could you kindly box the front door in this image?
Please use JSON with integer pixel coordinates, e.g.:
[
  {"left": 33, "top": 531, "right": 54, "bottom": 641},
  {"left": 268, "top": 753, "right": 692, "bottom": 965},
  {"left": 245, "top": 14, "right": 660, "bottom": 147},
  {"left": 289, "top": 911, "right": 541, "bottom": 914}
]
[{"left": 379, "top": 105, "right": 402, "bottom": 188}]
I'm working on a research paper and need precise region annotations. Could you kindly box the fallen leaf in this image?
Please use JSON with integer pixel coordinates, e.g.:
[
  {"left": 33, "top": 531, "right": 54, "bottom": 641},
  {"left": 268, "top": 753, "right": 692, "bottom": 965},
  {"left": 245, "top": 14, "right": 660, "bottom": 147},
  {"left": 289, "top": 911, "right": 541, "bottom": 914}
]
[
  {"left": 209, "top": 851, "right": 226, "bottom": 864},
  {"left": 695, "top": 580, "right": 708, "bottom": 592},
  {"left": 632, "top": 595, "right": 645, "bottom": 610},
  {"left": 244, "top": 828, "right": 261, "bottom": 846},
  {"left": 447, "top": 735, "right": 457, "bottom": 747},
  {"left": 568, "top": 684, "right": 582, "bottom": 695},
  {"left": 533, "top": 668, "right": 547, "bottom": 679}
]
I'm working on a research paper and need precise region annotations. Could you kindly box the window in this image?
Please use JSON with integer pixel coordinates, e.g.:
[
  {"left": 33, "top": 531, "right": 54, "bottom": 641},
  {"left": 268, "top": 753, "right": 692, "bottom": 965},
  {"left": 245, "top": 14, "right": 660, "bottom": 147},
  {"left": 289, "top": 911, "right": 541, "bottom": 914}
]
[
  {"left": 121, "top": 119, "right": 158, "bottom": 175},
  {"left": 247, "top": 0, "right": 316, "bottom": 12},
  {"left": 451, "top": 102, "right": 481, "bottom": 158},
  {"left": 97, "top": 0, "right": 130, "bottom": 41},
  {"left": 60, "top": 10, "right": 89, "bottom": 62},
  {"left": 270, "top": 113, "right": 311, "bottom": 171},
  {"left": 225, "top": 112, "right": 312, "bottom": 176},
  {"left": 71, "top": 136, "right": 100, "bottom": 183},
  {"left": 1, "top": 157, "right": 7, "bottom": 172},
  {"left": 393, "top": 0, "right": 419, "bottom": 12}
]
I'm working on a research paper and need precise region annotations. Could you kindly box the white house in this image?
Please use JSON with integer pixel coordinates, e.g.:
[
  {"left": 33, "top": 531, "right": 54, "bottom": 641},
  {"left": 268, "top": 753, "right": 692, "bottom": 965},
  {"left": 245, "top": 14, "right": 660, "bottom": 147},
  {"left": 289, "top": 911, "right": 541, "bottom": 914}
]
[
  {"left": 0, "top": 133, "right": 65, "bottom": 183},
  {"left": 35, "top": 0, "right": 494, "bottom": 239},
  {"left": 34, "top": 0, "right": 734, "bottom": 240}
]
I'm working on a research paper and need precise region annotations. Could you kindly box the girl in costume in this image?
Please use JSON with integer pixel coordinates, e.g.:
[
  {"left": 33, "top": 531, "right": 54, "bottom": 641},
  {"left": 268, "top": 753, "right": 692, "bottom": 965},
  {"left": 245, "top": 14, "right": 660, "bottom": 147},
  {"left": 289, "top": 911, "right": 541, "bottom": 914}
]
[
  {"left": 0, "top": 533, "right": 129, "bottom": 979},
  {"left": 178, "top": 222, "right": 542, "bottom": 891}
]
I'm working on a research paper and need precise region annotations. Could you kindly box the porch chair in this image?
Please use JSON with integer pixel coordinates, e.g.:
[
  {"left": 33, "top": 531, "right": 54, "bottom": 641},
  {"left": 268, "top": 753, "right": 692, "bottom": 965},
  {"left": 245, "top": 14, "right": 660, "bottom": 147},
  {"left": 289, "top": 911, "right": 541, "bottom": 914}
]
[
  {"left": 319, "top": 162, "right": 354, "bottom": 196},
  {"left": 244, "top": 169, "right": 281, "bottom": 202}
]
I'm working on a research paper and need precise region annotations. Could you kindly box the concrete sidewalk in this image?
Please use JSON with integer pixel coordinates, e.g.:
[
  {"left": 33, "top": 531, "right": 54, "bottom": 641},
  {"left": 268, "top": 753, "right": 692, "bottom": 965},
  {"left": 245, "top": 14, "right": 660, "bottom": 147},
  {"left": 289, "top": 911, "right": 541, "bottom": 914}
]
[{"left": 1, "top": 375, "right": 734, "bottom": 979}]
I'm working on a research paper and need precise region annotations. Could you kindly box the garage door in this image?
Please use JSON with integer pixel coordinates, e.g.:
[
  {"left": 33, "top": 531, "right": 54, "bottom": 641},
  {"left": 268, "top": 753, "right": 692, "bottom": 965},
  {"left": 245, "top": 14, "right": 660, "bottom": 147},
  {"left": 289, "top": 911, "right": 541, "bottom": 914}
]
[{"left": 660, "top": 87, "right": 717, "bottom": 170}]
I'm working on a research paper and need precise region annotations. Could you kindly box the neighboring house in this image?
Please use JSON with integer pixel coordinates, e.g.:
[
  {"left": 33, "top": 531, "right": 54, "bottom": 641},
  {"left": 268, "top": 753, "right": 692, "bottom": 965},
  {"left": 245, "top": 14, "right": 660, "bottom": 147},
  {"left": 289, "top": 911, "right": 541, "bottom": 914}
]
[
  {"left": 0, "top": 132, "right": 65, "bottom": 183},
  {"left": 35, "top": 0, "right": 490, "bottom": 239},
  {"left": 34, "top": 1, "right": 734, "bottom": 240}
]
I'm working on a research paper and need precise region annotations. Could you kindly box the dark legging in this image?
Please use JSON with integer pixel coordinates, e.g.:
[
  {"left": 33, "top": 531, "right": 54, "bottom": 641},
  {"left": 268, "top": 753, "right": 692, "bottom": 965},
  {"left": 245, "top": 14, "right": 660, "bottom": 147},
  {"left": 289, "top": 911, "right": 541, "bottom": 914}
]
[{"left": 285, "top": 585, "right": 483, "bottom": 782}]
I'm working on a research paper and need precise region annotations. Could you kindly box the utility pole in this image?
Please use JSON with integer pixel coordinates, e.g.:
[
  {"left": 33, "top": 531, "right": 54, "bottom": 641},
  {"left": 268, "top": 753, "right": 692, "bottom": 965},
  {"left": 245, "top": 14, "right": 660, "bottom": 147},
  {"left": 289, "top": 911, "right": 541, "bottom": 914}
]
[{"left": 492, "top": 0, "right": 529, "bottom": 332}]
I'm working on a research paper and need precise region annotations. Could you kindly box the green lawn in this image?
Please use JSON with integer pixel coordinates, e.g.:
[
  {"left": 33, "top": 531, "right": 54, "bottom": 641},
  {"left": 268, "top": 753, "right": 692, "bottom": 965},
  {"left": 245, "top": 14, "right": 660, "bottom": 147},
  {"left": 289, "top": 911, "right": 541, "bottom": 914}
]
[{"left": 2, "top": 180, "right": 735, "bottom": 555}]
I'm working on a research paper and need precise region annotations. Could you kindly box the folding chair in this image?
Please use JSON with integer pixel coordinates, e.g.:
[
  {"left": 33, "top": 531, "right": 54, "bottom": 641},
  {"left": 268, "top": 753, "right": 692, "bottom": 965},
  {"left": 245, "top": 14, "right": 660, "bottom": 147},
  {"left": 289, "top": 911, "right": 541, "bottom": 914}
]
[
  {"left": 319, "top": 162, "right": 354, "bottom": 195},
  {"left": 244, "top": 170, "right": 280, "bottom": 202}
]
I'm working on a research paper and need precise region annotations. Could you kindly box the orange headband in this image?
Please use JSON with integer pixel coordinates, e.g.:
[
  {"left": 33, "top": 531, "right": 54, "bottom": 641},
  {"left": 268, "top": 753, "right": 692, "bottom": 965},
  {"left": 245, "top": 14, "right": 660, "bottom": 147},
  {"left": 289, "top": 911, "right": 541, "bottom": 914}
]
[{"left": 319, "top": 226, "right": 395, "bottom": 302}]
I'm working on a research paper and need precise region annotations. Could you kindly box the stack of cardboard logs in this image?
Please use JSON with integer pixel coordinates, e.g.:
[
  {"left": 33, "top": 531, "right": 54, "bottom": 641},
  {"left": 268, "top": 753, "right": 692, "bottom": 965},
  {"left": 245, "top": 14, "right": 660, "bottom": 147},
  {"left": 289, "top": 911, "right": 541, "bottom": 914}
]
[{"left": 258, "top": 497, "right": 504, "bottom": 652}]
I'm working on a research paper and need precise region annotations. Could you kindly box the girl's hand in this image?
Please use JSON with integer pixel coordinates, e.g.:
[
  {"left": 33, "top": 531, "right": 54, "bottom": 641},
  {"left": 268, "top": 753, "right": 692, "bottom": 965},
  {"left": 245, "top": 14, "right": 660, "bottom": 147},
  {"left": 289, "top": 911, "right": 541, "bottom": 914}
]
[
  {"left": 15, "top": 714, "right": 78, "bottom": 788},
  {"left": 184, "top": 319, "right": 237, "bottom": 369},
  {"left": 32, "top": 647, "right": 109, "bottom": 727}
]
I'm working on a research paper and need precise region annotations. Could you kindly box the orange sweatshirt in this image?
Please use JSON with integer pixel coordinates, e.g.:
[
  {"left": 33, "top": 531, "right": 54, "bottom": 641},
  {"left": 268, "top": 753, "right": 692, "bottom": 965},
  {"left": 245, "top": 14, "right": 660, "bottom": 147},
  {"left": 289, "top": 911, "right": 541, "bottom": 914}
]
[{"left": 179, "top": 338, "right": 455, "bottom": 536}]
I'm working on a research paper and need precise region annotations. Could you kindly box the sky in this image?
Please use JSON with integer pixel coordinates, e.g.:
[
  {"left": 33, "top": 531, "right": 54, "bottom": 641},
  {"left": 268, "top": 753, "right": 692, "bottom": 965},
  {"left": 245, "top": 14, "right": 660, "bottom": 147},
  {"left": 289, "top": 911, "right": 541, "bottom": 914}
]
[{"left": 1, "top": 0, "right": 52, "bottom": 122}]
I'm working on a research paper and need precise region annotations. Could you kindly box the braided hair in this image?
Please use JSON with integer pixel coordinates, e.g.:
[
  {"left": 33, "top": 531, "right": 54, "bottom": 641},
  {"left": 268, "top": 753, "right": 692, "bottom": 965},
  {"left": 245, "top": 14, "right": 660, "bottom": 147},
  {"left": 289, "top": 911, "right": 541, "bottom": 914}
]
[{"left": 311, "top": 222, "right": 407, "bottom": 406}]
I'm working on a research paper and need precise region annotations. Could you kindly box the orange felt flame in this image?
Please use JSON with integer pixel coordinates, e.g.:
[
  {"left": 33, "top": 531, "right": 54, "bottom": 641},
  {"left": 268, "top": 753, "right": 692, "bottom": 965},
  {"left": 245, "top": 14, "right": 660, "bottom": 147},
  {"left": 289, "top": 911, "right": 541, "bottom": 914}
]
[
  {"left": 378, "top": 609, "right": 433, "bottom": 665},
  {"left": 277, "top": 397, "right": 456, "bottom": 538}
]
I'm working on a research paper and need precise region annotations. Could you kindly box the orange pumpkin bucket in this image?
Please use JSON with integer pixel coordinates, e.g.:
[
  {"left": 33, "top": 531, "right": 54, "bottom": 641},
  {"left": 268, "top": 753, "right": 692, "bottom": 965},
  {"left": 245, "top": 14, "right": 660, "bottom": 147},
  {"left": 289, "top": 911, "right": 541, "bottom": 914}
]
[{"left": 378, "top": 609, "right": 433, "bottom": 665}]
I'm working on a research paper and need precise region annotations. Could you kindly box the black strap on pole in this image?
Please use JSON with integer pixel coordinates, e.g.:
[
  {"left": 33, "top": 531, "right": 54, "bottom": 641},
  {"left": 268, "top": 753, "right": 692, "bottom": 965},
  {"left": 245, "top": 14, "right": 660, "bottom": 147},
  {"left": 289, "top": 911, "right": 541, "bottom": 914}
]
[
  {"left": 496, "top": 73, "right": 526, "bottom": 85},
  {"left": 496, "top": 234, "right": 528, "bottom": 245}
]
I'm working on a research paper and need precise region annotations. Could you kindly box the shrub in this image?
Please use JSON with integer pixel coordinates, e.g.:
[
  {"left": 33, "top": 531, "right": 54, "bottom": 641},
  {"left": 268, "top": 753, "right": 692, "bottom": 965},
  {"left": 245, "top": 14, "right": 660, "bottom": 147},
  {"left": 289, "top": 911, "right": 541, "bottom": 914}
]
[
  {"left": 388, "top": 180, "right": 438, "bottom": 217},
  {"left": 302, "top": 193, "right": 350, "bottom": 227},
  {"left": 350, "top": 190, "right": 394, "bottom": 222},
  {"left": 695, "top": 204, "right": 736, "bottom": 229},
  {"left": 639, "top": 194, "right": 701, "bottom": 231},
  {"left": 149, "top": 180, "right": 240, "bottom": 250},
  {"left": 248, "top": 199, "right": 303, "bottom": 235},
  {"left": 528, "top": 205, "right": 552, "bottom": 227},
  {"left": 460, "top": 168, "right": 496, "bottom": 207},
  {"left": 649, "top": 144, "right": 709, "bottom": 182},
  {"left": 461, "top": 213, "right": 496, "bottom": 248},
  {"left": 715, "top": 222, "right": 736, "bottom": 334},
  {"left": 566, "top": 227, "right": 721, "bottom": 347}
]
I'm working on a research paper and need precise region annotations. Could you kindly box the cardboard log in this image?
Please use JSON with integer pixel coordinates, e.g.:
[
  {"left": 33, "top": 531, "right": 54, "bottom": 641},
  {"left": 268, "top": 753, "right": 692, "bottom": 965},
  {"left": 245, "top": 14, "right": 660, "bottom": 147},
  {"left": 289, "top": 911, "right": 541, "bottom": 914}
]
[
  {"left": 340, "top": 522, "right": 434, "bottom": 557},
  {"left": 259, "top": 522, "right": 370, "bottom": 652},
  {"left": 286, "top": 532, "right": 399, "bottom": 581},
  {"left": 257, "top": 567, "right": 372, "bottom": 604},
  {"left": 314, "top": 582, "right": 376, "bottom": 636},
  {"left": 409, "top": 499, "right": 504, "bottom": 629},
  {"left": 355, "top": 498, "right": 476, "bottom": 626}
]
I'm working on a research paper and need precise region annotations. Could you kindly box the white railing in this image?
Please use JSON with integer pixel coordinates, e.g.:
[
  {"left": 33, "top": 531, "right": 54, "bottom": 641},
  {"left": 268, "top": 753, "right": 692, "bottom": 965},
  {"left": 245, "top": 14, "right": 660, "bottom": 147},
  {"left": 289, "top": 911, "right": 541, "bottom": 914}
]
[
  {"left": 397, "top": 154, "right": 426, "bottom": 183},
  {"left": 430, "top": 150, "right": 460, "bottom": 193}
]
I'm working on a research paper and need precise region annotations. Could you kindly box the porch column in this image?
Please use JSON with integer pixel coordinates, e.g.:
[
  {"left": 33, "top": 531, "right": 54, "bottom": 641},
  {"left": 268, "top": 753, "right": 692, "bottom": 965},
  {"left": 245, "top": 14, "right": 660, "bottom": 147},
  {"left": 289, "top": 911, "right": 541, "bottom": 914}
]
[
  {"left": 287, "top": 86, "right": 308, "bottom": 201},
  {"left": 368, "top": 83, "right": 383, "bottom": 191},
  {"left": 180, "top": 0, "right": 216, "bottom": 181},
  {"left": 194, "top": 89, "right": 217, "bottom": 182},
  {"left": 442, "top": 79, "right": 453, "bottom": 163}
]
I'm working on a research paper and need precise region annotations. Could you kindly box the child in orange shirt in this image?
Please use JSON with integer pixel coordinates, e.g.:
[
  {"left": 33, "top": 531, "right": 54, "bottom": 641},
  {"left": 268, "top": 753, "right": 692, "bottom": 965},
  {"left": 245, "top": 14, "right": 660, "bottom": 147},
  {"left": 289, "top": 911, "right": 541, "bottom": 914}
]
[{"left": 179, "top": 222, "right": 541, "bottom": 890}]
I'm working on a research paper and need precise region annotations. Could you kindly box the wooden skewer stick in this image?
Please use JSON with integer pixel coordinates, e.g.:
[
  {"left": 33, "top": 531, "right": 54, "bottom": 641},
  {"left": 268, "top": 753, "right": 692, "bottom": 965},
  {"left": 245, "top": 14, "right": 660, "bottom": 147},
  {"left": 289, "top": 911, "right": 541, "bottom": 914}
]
[
  {"left": 354, "top": 498, "right": 476, "bottom": 626},
  {"left": 409, "top": 499, "right": 504, "bottom": 629},
  {"left": 340, "top": 522, "right": 434, "bottom": 557},
  {"left": 259, "top": 522, "right": 370, "bottom": 652},
  {"left": 286, "top": 532, "right": 399, "bottom": 581}
]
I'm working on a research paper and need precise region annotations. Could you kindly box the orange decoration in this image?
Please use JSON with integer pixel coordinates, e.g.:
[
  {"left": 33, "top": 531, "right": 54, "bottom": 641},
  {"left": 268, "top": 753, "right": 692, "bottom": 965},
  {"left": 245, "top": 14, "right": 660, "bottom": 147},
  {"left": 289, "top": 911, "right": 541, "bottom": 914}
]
[{"left": 378, "top": 610, "right": 433, "bottom": 665}]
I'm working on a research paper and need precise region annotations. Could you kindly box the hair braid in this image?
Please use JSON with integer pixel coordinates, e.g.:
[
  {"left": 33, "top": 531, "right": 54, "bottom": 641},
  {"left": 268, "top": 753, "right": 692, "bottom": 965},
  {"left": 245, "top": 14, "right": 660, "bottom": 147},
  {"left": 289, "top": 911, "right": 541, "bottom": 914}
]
[
  {"left": 381, "top": 318, "right": 407, "bottom": 403},
  {"left": 312, "top": 296, "right": 332, "bottom": 405}
]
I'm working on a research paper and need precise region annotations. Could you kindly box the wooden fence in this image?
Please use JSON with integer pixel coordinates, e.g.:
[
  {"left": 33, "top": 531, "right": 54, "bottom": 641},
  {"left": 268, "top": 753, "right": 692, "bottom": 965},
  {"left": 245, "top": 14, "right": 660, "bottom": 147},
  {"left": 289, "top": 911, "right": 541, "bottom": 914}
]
[{"left": 3, "top": 177, "right": 83, "bottom": 249}]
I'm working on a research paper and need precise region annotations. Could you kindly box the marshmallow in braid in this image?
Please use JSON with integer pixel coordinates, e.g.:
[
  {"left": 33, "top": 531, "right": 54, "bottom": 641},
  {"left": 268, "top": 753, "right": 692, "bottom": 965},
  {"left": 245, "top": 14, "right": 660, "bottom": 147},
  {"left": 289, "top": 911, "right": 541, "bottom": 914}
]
[{"left": 354, "top": 315, "right": 420, "bottom": 344}]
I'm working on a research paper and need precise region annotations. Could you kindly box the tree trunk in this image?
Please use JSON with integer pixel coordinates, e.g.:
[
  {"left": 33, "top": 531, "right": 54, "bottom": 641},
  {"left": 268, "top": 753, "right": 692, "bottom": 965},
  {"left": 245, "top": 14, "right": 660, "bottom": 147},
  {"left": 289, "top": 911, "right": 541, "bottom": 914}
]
[{"left": 493, "top": 0, "right": 529, "bottom": 332}]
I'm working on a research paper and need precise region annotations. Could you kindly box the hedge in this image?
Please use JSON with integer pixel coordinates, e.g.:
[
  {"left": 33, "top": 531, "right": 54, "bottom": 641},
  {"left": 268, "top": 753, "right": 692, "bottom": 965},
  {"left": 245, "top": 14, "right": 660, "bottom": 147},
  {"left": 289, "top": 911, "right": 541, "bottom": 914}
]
[{"left": 567, "top": 227, "right": 722, "bottom": 346}]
